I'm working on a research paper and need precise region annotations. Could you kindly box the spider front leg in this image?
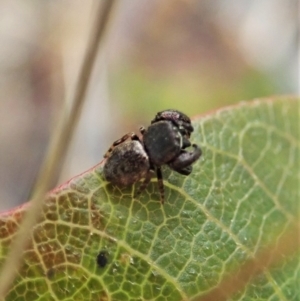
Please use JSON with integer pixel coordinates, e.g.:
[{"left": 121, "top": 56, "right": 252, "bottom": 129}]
[
  {"left": 104, "top": 132, "right": 141, "bottom": 158},
  {"left": 168, "top": 144, "right": 202, "bottom": 175}
]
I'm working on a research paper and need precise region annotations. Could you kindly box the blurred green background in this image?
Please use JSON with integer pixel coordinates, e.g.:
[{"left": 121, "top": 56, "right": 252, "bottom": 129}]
[{"left": 0, "top": 0, "right": 298, "bottom": 209}]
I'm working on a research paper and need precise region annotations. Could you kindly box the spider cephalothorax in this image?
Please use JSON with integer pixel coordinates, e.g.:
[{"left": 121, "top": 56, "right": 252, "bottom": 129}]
[
  {"left": 151, "top": 109, "right": 194, "bottom": 137},
  {"left": 103, "top": 109, "right": 201, "bottom": 204}
]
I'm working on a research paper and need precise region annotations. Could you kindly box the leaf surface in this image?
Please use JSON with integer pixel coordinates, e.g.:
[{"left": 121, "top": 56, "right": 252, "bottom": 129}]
[{"left": 0, "top": 96, "right": 299, "bottom": 301}]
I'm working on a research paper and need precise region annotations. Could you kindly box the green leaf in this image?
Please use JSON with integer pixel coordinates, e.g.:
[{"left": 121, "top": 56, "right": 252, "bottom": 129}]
[{"left": 1, "top": 96, "right": 299, "bottom": 301}]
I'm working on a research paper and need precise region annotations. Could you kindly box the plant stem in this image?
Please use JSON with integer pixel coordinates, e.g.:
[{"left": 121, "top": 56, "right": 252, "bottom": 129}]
[{"left": 0, "top": 0, "right": 117, "bottom": 297}]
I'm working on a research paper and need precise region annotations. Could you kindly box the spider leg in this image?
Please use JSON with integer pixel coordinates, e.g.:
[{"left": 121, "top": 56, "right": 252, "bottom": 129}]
[
  {"left": 104, "top": 132, "right": 141, "bottom": 158},
  {"left": 168, "top": 144, "right": 201, "bottom": 171},
  {"left": 131, "top": 133, "right": 141, "bottom": 142},
  {"left": 134, "top": 169, "right": 153, "bottom": 198},
  {"left": 156, "top": 167, "right": 165, "bottom": 204},
  {"left": 139, "top": 126, "right": 146, "bottom": 135}
]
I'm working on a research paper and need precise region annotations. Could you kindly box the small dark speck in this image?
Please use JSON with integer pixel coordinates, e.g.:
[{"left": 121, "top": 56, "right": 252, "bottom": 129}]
[
  {"left": 46, "top": 268, "right": 55, "bottom": 278},
  {"left": 97, "top": 251, "right": 108, "bottom": 268}
]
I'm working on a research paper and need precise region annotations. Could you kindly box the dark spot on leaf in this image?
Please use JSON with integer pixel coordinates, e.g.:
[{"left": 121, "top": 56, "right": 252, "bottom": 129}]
[
  {"left": 46, "top": 268, "right": 55, "bottom": 278},
  {"left": 96, "top": 251, "right": 108, "bottom": 268}
]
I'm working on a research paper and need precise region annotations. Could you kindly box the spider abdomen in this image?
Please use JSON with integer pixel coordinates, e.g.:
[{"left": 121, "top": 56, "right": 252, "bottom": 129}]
[{"left": 103, "top": 140, "right": 150, "bottom": 186}]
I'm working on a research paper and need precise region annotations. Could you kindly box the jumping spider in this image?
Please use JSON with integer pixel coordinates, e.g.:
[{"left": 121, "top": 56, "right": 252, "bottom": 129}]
[{"left": 103, "top": 109, "right": 201, "bottom": 204}]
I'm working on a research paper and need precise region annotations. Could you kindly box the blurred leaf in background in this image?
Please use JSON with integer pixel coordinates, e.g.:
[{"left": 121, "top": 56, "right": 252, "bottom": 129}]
[{"left": 108, "top": 0, "right": 297, "bottom": 122}]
